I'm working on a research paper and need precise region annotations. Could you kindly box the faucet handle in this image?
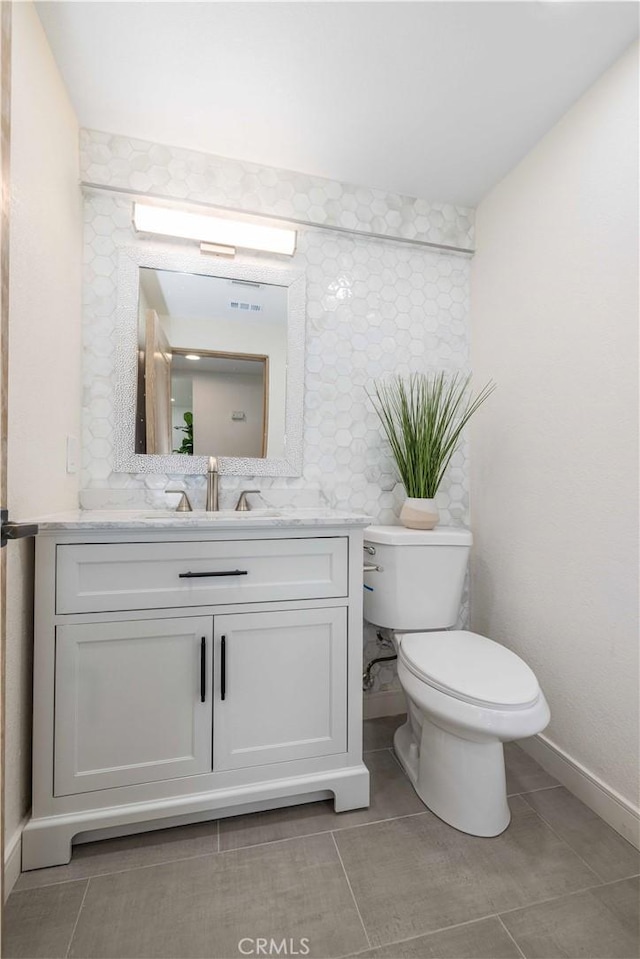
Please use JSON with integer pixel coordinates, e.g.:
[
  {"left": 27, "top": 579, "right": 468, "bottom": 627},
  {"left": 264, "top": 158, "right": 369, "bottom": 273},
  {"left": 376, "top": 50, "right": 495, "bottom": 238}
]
[
  {"left": 166, "top": 489, "right": 193, "bottom": 512},
  {"left": 235, "top": 490, "right": 260, "bottom": 512}
]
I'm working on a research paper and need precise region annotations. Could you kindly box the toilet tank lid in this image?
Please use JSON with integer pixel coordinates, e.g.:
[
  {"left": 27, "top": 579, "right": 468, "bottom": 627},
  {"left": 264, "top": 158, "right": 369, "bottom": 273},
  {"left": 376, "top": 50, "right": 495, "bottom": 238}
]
[{"left": 364, "top": 525, "right": 472, "bottom": 546}]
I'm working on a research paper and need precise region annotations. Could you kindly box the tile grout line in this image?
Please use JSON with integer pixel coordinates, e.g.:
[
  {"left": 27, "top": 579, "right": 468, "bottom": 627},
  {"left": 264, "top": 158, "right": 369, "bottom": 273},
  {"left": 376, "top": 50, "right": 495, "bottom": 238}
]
[
  {"left": 14, "top": 846, "right": 226, "bottom": 895},
  {"left": 330, "top": 831, "right": 372, "bottom": 952},
  {"left": 19, "top": 810, "right": 435, "bottom": 893},
  {"left": 15, "top": 773, "right": 616, "bottom": 897},
  {"left": 497, "top": 914, "right": 526, "bottom": 958},
  {"left": 497, "top": 872, "right": 640, "bottom": 920},
  {"left": 193, "top": 808, "right": 431, "bottom": 855},
  {"left": 518, "top": 794, "right": 610, "bottom": 884},
  {"left": 337, "top": 912, "right": 513, "bottom": 958},
  {"left": 507, "top": 783, "right": 562, "bottom": 798},
  {"left": 64, "top": 877, "right": 90, "bottom": 959},
  {"left": 15, "top": 766, "right": 585, "bottom": 896},
  {"left": 518, "top": 785, "right": 640, "bottom": 860},
  {"left": 387, "top": 746, "right": 404, "bottom": 773},
  {"left": 342, "top": 873, "right": 640, "bottom": 957}
]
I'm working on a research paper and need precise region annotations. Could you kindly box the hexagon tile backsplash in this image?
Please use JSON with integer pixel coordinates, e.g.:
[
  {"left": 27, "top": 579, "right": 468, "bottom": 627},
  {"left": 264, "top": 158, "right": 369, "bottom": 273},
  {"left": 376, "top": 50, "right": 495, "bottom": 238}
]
[
  {"left": 81, "top": 129, "right": 473, "bottom": 695},
  {"left": 81, "top": 129, "right": 474, "bottom": 251}
]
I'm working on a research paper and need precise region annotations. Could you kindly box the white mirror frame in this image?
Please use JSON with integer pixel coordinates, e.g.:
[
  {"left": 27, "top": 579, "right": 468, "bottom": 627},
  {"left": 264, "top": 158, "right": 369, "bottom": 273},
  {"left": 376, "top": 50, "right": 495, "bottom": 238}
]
[{"left": 114, "top": 247, "right": 306, "bottom": 476}]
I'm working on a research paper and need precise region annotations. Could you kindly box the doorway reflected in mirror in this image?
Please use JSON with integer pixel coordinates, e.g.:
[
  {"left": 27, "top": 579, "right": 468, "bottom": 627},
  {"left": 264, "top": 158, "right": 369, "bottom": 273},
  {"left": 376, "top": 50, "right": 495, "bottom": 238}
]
[{"left": 135, "top": 267, "right": 285, "bottom": 459}]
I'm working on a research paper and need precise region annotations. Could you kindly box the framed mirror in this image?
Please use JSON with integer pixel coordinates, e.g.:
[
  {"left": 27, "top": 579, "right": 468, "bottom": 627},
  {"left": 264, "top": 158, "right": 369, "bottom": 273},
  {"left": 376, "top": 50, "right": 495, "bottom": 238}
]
[{"left": 114, "top": 248, "right": 306, "bottom": 476}]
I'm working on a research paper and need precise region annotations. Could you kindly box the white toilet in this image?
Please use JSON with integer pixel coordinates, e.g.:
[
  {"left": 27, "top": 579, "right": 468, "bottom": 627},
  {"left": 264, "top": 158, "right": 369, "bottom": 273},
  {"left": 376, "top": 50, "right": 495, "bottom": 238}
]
[{"left": 363, "top": 525, "right": 550, "bottom": 837}]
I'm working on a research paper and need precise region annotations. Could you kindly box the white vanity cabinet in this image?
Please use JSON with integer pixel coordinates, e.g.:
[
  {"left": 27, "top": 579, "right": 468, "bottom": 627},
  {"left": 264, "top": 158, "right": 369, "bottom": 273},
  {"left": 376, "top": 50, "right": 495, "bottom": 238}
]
[
  {"left": 212, "top": 607, "right": 347, "bottom": 771},
  {"left": 54, "top": 617, "right": 215, "bottom": 796},
  {"left": 23, "top": 511, "right": 370, "bottom": 871}
]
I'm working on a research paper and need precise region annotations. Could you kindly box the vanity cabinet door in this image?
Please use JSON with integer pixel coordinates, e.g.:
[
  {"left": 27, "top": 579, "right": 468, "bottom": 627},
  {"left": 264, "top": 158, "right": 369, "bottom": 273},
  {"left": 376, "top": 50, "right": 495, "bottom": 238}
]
[
  {"left": 213, "top": 607, "right": 347, "bottom": 770},
  {"left": 54, "top": 617, "right": 213, "bottom": 796}
]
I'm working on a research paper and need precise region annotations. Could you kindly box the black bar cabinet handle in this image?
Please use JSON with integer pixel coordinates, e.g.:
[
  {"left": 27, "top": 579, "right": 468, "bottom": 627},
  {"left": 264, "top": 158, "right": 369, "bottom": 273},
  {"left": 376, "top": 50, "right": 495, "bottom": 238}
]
[
  {"left": 220, "top": 635, "right": 226, "bottom": 701},
  {"left": 179, "top": 570, "right": 248, "bottom": 579},
  {"left": 200, "top": 637, "right": 206, "bottom": 703}
]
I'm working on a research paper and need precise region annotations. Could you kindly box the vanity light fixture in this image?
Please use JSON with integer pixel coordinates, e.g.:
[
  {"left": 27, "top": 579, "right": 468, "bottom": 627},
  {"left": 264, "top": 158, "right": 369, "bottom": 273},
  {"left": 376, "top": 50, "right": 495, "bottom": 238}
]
[{"left": 132, "top": 202, "right": 297, "bottom": 257}]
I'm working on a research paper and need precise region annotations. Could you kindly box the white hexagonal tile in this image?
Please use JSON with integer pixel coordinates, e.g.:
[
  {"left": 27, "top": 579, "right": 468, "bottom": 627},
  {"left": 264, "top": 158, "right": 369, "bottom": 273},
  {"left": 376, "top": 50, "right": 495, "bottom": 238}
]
[{"left": 80, "top": 133, "right": 472, "bottom": 692}]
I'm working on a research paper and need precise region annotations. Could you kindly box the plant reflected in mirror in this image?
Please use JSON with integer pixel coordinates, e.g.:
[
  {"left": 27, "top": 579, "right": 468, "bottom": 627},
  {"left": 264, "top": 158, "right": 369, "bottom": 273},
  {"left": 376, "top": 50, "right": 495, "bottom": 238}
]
[{"left": 173, "top": 411, "right": 193, "bottom": 455}]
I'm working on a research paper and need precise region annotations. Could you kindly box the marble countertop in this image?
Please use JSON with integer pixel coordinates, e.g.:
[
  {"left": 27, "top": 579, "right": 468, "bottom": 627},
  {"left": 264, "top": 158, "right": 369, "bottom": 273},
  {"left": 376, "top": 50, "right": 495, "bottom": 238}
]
[{"left": 26, "top": 508, "right": 373, "bottom": 532}]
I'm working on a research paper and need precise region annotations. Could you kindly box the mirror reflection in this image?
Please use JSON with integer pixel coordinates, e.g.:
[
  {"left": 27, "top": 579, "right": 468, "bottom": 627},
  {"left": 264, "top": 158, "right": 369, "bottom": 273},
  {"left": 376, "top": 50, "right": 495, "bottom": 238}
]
[{"left": 135, "top": 268, "right": 288, "bottom": 459}]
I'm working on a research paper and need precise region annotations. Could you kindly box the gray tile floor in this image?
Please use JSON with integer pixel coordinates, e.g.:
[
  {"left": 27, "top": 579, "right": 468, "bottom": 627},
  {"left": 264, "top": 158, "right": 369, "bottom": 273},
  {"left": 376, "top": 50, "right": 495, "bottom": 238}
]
[{"left": 5, "top": 717, "right": 639, "bottom": 959}]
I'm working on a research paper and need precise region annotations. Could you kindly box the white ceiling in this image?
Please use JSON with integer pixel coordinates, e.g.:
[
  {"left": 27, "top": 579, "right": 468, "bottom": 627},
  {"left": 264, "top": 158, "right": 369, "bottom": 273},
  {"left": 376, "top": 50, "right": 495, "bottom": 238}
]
[
  {"left": 140, "top": 268, "right": 288, "bottom": 324},
  {"left": 172, "top": 354, "right": 264, "bottom": 377},
  {"left": 37, "top": 1, "right": 638, "bottom": 206}
]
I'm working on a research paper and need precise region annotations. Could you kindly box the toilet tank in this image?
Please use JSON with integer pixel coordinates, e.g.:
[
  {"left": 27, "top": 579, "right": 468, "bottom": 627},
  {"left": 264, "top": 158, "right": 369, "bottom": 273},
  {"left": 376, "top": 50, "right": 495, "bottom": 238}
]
[{"left": 363, "top": 525, "right": 472, "bottom": 631}]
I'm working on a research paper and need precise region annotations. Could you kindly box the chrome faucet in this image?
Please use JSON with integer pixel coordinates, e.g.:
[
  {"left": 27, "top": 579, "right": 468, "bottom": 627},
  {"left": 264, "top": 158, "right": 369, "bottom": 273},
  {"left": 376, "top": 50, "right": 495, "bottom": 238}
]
[
  {"left": 235, "top": 489, "right": 260, "bottom": 511},
  {"left": 173, "top": 491, "right": 193, "bottom": 512},
  {"left": 165, "top": 487, "right": 193, "bottom": 512},
  {"left": 206, "top": 456, "right": 219, "bottom": 511}
]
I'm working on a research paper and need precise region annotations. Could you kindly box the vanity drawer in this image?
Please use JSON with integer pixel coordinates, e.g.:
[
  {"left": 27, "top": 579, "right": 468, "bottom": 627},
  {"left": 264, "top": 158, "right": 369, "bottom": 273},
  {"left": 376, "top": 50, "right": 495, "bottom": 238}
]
[{"left": 56, "top": 538, "right": 349, "bottom": 613}]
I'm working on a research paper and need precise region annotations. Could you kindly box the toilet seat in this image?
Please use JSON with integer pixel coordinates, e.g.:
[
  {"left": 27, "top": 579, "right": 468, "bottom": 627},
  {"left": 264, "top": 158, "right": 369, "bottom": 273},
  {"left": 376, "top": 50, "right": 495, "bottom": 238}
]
[{"left": 399, "top": 630, "right": 540, "bottom": 710}]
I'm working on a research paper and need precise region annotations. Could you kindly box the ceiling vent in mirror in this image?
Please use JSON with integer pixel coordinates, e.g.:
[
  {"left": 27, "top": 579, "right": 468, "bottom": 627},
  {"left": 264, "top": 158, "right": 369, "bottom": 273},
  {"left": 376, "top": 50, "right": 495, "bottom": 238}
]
[
  {"left": 132, "top": 202, "right": 297, "bottom": 257},
  {"left": 230, "top": 301, "right": 261, "bottom": 312}
]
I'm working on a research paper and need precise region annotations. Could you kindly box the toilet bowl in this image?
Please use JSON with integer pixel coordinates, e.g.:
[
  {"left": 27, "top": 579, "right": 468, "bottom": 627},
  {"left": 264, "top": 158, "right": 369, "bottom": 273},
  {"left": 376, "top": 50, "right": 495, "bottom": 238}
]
[
  {"left": 395, "top": 629, "right": 549, "bottom": 835},
  {"left": 363, "top": 526, "right": 550, "bottom": 837}
]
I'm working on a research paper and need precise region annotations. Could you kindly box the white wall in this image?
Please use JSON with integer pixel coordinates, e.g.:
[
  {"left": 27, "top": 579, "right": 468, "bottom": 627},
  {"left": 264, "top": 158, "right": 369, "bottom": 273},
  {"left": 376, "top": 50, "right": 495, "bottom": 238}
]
[
  {"left": 470, "top": 43, "right": 639, "bottom": 809},
  {"left": 161, "top": 313, "right": 287, "bottom": 459},
  {"left": 5, "top": 1, "right": 82, "bottom": 883},
  {"left": 192, "top": 371, "right": 264, "bottom": 457},
  {"left": 8, "top": 2, "right": 81, "bottom": 515}
]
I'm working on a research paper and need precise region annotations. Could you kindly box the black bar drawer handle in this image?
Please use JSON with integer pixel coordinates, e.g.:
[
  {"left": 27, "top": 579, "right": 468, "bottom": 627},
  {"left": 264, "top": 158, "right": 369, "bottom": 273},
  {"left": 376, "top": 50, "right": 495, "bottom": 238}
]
[
  {"left": 200, "top": 637, "right": 206, "bottom": 703},
  {"left": 221, "top": 636, "right": 226, "bottom": 701},
  {"left": 179, "top": 570, "right": 248, "bottom": 579}
]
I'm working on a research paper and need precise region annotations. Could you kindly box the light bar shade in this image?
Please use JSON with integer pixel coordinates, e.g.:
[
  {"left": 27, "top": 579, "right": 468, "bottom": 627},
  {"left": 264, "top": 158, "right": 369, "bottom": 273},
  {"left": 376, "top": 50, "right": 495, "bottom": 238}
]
[{"left": 133, "top": 203, "right": 296, "bottom": 256}]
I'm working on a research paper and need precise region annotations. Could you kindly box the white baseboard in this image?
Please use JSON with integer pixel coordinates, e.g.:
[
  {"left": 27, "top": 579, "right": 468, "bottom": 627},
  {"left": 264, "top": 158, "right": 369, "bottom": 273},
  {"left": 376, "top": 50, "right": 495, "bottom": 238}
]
[
  {"left": 4, "top": 815, "right": 29, "bottom": 900},
  {"left": 520, "top": 734, "right": 640, "bottom": 850},
  {"left": 363, "top": 689, "right": 406, "bottom": 720}
]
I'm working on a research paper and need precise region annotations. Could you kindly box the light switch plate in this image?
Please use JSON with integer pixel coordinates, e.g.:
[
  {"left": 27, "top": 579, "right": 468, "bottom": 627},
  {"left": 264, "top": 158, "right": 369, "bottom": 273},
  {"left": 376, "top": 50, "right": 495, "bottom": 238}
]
[{"left": 66, "top": 436, "right": 78, "bottom": 474}]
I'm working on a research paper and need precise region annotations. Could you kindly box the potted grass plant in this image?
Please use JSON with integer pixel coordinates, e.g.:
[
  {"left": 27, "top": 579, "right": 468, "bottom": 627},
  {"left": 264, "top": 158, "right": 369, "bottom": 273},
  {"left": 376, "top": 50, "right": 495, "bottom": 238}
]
[{"left": 370, "top": 371, "right": 496, "bottom": 529}]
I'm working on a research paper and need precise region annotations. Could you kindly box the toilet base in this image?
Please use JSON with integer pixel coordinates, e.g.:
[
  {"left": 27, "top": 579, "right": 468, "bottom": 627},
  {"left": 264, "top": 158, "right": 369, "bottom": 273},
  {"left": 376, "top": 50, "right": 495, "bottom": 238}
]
[{"left": 394, "top": 716, "right": 511, "bottom": 837}]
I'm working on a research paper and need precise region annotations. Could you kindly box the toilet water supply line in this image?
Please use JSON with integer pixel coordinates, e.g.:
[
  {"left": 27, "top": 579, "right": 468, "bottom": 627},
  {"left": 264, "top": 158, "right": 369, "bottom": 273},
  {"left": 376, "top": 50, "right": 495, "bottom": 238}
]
[
  {"left": 362, "top": 547, "right": 398, "bottom": 690},
  {"left": 362, "top": 629, "right": 397, "bottom": 692}
]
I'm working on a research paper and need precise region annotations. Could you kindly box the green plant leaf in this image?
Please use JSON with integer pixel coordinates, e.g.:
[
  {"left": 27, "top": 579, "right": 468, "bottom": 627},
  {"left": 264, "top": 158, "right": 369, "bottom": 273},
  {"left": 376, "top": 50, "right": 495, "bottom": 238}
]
[
  {"left": 173, "top": 410, "right": 194, "bottom": 455},
  {"left": 368, "top": 373, "right": 495, "bottom": 498}
]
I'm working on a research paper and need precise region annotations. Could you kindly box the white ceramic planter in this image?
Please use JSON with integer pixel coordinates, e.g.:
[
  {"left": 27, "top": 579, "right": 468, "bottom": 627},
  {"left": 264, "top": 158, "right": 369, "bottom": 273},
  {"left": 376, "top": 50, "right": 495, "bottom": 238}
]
[{"left": 400, "top": 497, "right": 439, "bottom": 530}]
